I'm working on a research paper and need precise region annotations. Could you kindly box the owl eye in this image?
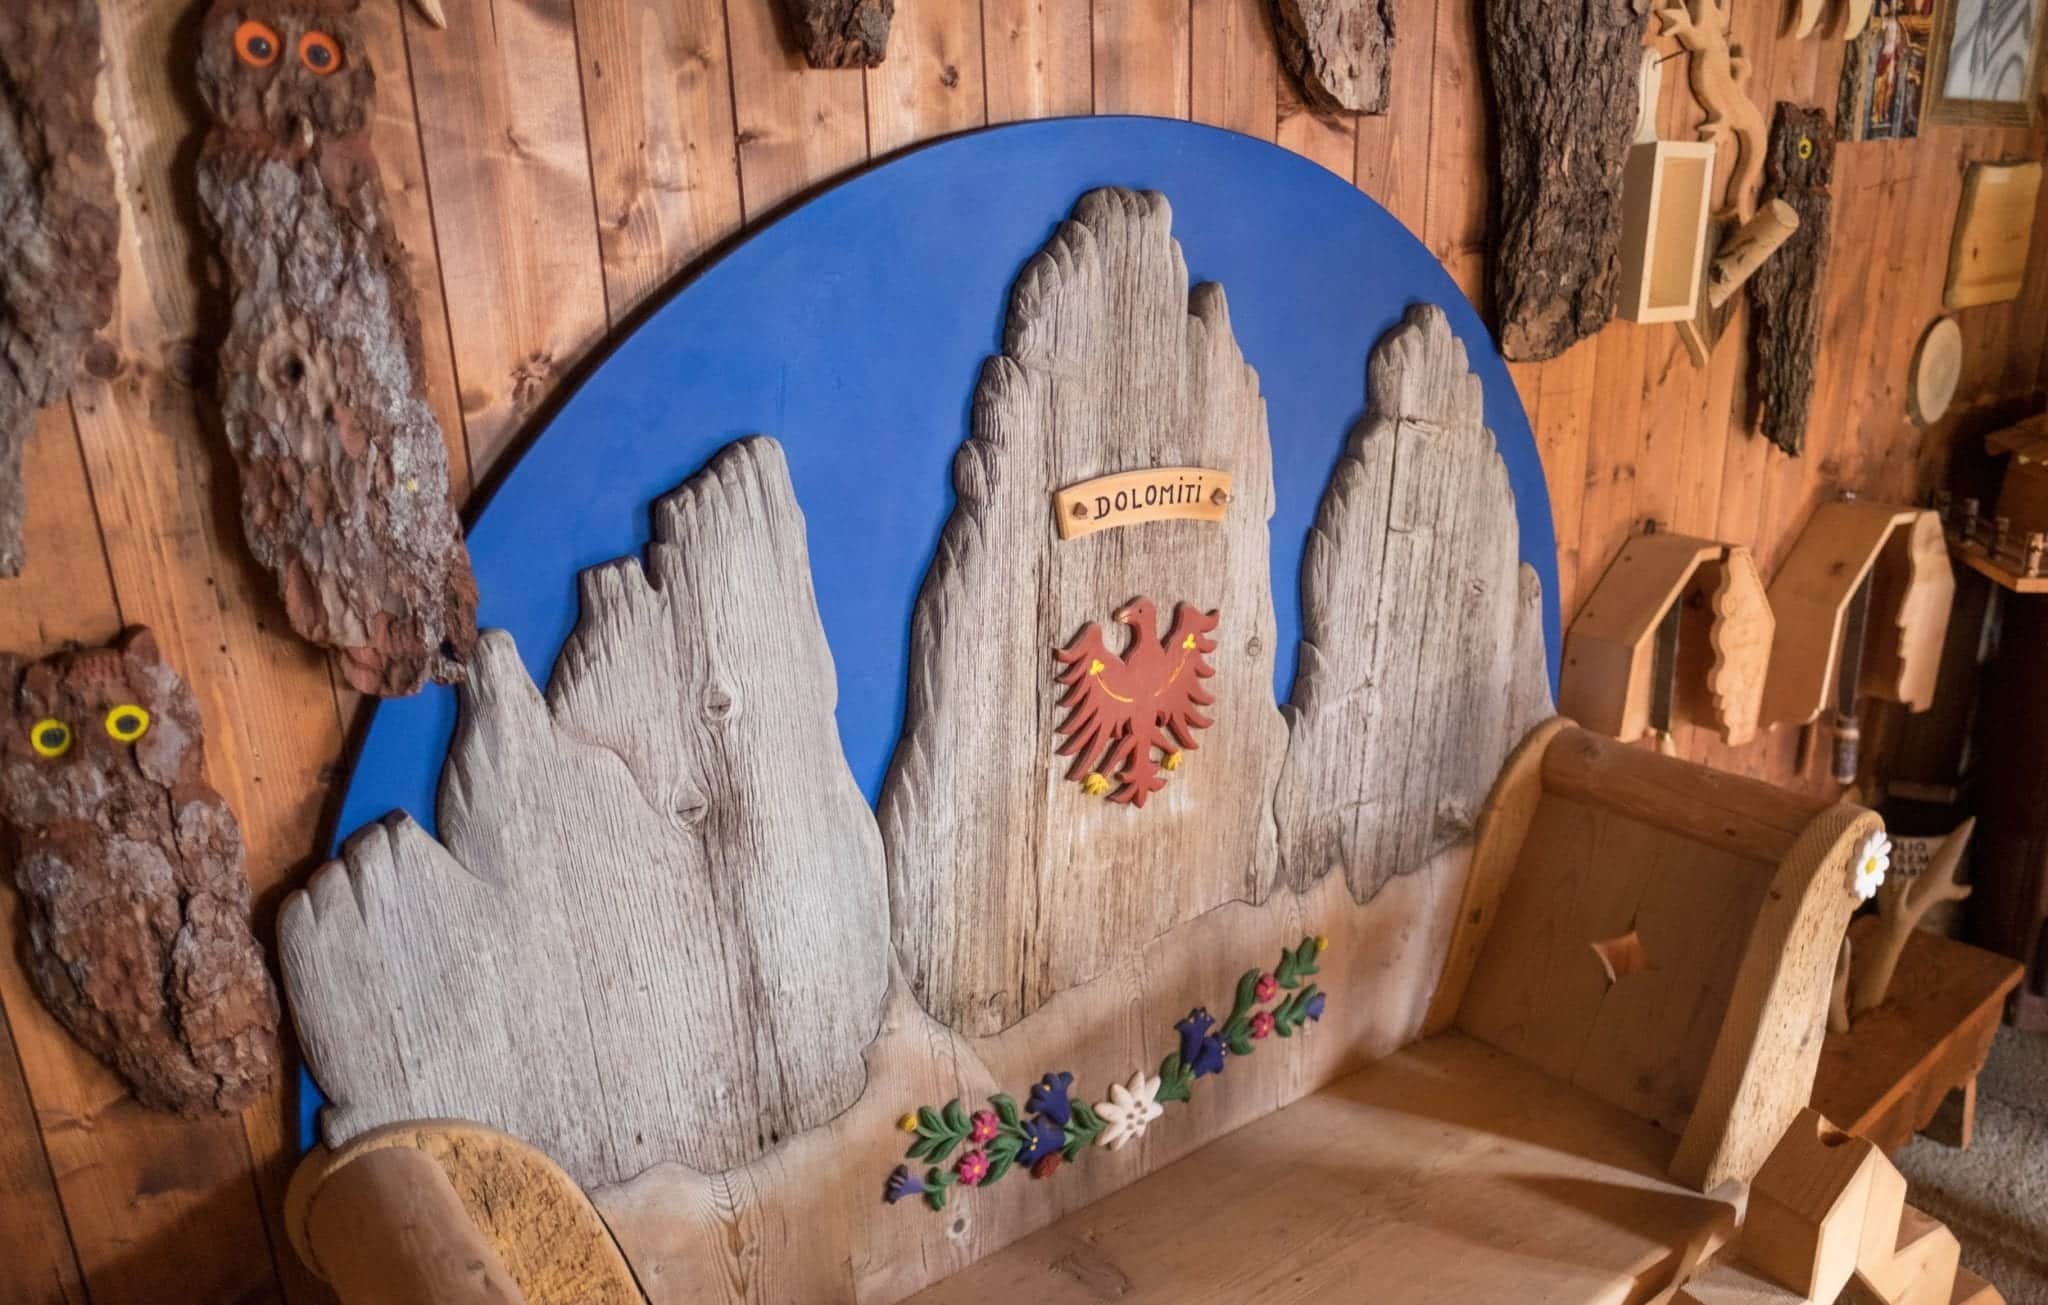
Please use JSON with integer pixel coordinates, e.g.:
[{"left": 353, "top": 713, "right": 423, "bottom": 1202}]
[
  {"left": 29, "top": 718, "right": 73, "bottom": 759},
  {"left": 298, "top": 30, "right": 343, "bottom": 74},
  {"left": 235, "top": 19, "right": 281, "bottom": 68},
  {"left": 104, "top": 705, "right": 151, "bottom": 744}
]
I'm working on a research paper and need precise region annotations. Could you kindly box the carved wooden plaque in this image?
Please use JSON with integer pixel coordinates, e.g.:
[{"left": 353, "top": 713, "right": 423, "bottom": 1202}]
[
  {"left": 1053, "top": 466, "right": 1233, "bottom": 540},
  {"left": 1275, "top": 304, "right": 1551, "bottom": 902},
  {"left": 281, "top": 438, "right": 891, "bottom": 1185},
  {"left": 879, "top": 189, "right": 1288, "bottom": 1037}
]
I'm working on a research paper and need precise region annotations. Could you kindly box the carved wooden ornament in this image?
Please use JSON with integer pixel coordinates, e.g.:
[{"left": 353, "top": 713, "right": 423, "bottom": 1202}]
[
  {"left": 281, "top": 437, "right": 891, "bottom": 1185},
  {"left": 1053, "top": 466, "right": 1232, "bottom": 540},
  {"left": 0, "top": 0, "right": 120, "bottom": 578},
  {"left": 879, "top": 189, "right": 1287, "bottom": 1037},
  {"left": 0, "top": 628, "right": 280, "bottom": 1114},
  {"left": 195, "top": 0, "right": 478, "bottom": 695},
  {"left": 1657, "top": 0, "right": 1767, "bottom": 222},
  {"left": 1052, "top": 598, "right": 1218, "bottom": 805},
  {"left": 1274, "top": 303, "right": 1552, "bottom": 902}
]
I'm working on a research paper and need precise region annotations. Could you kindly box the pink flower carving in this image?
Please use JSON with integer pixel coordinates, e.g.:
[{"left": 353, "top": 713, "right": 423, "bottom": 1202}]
[
  {"left": 1254, "top": 973, "right": 1279, "bottom": 1003},
  {"left": 1249, "top": 1010, "right": 1275, "bottom": 1040},
  {"left": 956, "top": 1149, "right": 990, "bottom": 1186},
  {"left": 969, "top": 1110, "right": 1000, "bottom": 1144}
]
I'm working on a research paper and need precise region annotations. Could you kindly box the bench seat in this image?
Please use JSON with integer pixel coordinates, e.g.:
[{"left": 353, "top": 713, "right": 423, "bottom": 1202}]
[{"left": 907, "top": 1032, "right": 1738, "bottom": 1304}]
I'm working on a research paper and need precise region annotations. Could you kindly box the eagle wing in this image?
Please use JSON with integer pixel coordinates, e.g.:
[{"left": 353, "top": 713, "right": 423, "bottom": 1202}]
[
  {"left": 1155, "top": 603, "right": 1219, "bottom": 752},
  {"left": 1052, "top": 622, "right": 1141, "bottom": 781}
]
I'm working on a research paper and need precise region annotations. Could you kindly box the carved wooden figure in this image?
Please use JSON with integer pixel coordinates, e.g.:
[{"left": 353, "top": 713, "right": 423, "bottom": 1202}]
[
  {"left": 1482, "top": 0, "right": 1653, "bottom": 361},
  {"left": 1657, "top": 0, "right": 1768, "bottom": 222},
  {"left": 0, "top": 0, "right": 119, "bottom": 578},
  {"left": 1270, "top": 0, "right": 1395, "bottom": 114},
  {"left": 1052, "top": 598, "right": 1218, "bottom": 806},
  {"left": 195, "top": 0, "right": 478, "bottom": 696},
  {"left": 1749, "top": 104, "right": 1834, "bottom": 457},
  {"left": 782, "top": 0, "right": 893, "bottom": 68},
  {"left": 0, "top": 628, "right": 279, "bottom": 1114}
]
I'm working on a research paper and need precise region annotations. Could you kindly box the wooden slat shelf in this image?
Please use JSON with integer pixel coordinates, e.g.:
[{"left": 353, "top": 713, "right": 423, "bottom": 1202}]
[
  {"left": 1950, "top": 542, "right": 2048, "bottom": 594},
  {"left": 904, "top": 1034, "right": 1736, "bottom": 1304}
]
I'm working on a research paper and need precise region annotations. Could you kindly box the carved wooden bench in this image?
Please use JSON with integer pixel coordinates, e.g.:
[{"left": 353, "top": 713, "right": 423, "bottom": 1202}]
[{"left": 271, "top": 187, "right": 1984, "bottom": 1304}]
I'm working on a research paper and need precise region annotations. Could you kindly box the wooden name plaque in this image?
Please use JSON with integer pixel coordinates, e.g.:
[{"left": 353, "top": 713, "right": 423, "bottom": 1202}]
[{"left": 1053, "top": 466, "right": 1233, "bottom": 540}]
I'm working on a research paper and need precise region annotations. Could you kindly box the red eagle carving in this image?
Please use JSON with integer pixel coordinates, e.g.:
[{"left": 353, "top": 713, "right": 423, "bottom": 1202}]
[{"left": 1052, "top": 598, "right": 1219, "bottom": 806}]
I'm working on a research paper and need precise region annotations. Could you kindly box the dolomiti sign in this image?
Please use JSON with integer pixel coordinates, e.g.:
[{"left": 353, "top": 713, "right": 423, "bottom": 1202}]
[{"left": 1052, "top": 466, "right": 1234, "bottom": 541}]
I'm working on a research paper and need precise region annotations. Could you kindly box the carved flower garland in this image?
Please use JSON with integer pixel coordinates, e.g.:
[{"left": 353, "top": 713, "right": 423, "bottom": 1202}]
[
  {"left": 885, "top": 935, "right": 1327, "bottom": 1211},
  {"left": 1851, "top": 830, "right": 1891, "bottom": 903}
]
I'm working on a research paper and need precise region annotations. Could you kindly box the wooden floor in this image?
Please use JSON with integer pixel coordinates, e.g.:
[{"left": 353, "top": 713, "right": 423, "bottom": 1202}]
[{"left": 1, "top": 1, "right": 2044, "bottom": 1301}]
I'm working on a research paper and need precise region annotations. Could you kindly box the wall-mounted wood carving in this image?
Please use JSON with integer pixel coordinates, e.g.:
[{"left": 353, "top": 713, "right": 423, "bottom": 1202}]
[
  {"left": 0, "top": 628, "right": 279, "bottom": 1114},
  {"left": 281, "top": 438, "right": 892, "bottom": 1185},
  {"left": 1274, "top": 303, "right": 1552, "bottom": 902},
  {"left": 1052, "top": 598, "right": 1218, "bottom": 806},
  {"left": 0, "top": 0, "right": 120, "bottom": 578},
  {"left": 879, "top": 189, "right": 1287, "bottom": 1037},
  {"left": 1053, "top": 466, "right": 1232, "bottom": 540},
  {"left": 1749, "top": 103, "right": 1834, "bottom": 457},
  {"left": 1657, "top": 0, "right": 1767, "bottom": 222},
  {"left": 1270, "top": 0, "right": 1395, "bottom": 115},
  {"left": 1945, "top": 160, "right": 2041, "bottom": 310},
  {"left": 1761, "top": 499, "right": 1954, "bottom": 782},
  {"left": 1483, "top": 0, "right": 1652, "bottom": 361},
  {"left": 1617, "top": 54, "right": 1718, "bottom": 326},
  {"left": 1560, "top": 529, "right": 1774, "bottom": 751},
  {"left": 782, "top": 0, "right": 893, "bottom": 69},
  {"left": 195, "top": 0, "right": 478, "bottom": 696}
]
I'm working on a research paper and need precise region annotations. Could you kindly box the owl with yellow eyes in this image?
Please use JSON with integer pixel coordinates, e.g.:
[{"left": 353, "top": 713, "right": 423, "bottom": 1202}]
[
  {"left": 0, "top": 628, "right": 278, "bottom": 1114},
  {"left": 194, "top": 0, "right": 478, "bottom": 697}
]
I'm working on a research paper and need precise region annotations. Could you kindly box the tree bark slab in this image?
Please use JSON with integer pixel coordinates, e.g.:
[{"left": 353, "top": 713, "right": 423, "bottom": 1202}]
[
  {"left": 781, "top": 0, "right": 893, "bottom": 68},
  {"left": 1747, "top": 103, "right": 1833, "bottom": 457},
  {"left": 1271, "top": 0, "right": 1396, "bottom": 115}
]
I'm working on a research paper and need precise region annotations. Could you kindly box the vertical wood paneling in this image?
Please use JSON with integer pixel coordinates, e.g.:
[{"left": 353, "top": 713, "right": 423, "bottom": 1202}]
[
  {"left": 0, "top": 1004, "right": 85, "bottom": 1305},
  {"left": 0, "top": 0, "right": 2042, "bottom": 1297}
]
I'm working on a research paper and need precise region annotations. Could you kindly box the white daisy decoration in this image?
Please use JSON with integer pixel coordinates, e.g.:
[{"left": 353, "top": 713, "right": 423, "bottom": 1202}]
[
  {"left": 1094, "top": 1070, "right": 1164, "bottom": 1151},
  {"left": 1851, "top": 831, "right": 1891, "bottom": 903}
]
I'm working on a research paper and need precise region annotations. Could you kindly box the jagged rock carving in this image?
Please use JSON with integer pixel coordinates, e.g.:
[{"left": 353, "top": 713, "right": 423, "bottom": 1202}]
[
  {"left": 0, "top": 0, "right": 120, "bottom": 578},
  {"left": 783, "top": 0, "right": 893, "bottom": 69},
  {"left": 195, "top": 0, "right": 477, "bottom": 695},
  {"left": 1483, "top": 0, "right": 1653, "bottom": 361},
  {"left": 1276, "top": 304, "right": 1551, "bottom": 902},
  {"left": 1270, "top": 0, "right": 1396, "bottom": 115},
  {"left": 879, "top": 189, "right": 1287, "bottom": 1038},
  {"left": 280, "top": 438, "right": 891, "bottom": 1185},
  {"left": 0, "top": 629, "right": 279, "bottom": 1113},
  {"left": 1748, "top": 103, "right": 1833, "bottom": 457}
]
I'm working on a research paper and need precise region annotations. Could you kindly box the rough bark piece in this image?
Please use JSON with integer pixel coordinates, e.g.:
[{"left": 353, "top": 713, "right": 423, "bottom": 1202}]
[
  {"left": 281, "top": 437, "right": 891, "bottom": 1185},
  {"left": 1276, "top": 304, "right": 1551, "bottom": 902},
  {"left": 1270, "top": 0, "right": 1395, "bottom": 115},
  {"left": 781, "top": 0, "right": 893, "bottom": 68},
  {"left": 194, "top": 0, "right": 477, "bottom": 695},
  {"left": 0, "top": 0, "right": 120, "bottom": 578},
  {"left": 1747, "top": 103, "right": 1833, "bottom": 457},
  {"left": 1483, "top": 0, "right": 1651, "bottom": 361},
  {"left": 879, "top": 188, "right": 1287, "bottom": 1037},
  {"left": 0, "top": 628, "right": 279, "bottom": 1114}
]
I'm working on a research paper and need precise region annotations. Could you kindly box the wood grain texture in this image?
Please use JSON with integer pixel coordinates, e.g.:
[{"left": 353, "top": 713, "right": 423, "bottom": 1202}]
[
  {"left": 1269, "top": 0, "right": 1395, "bottom": 114},
  {"left": 879, "top": 189, "right": 1286, "bottom": 1036},
  {"left": 0, "top": 0, "right": 119, "bottom": 579},
  {"left": 1483, "top": 0, "right": 1651, "bottom": 361},
  {"left": 282, "top": 437, "right": 890, "bottom": 1184},
  {"left": 288, "top": 1120, "right": 642, "bottom": 1305},
  {"left": 1748, "top": 102, "right": 1833, "bottom": 457},
  {"left": 1275, "top": 303, "right": 1551, "bottom": 901},
  {"left": 1945, "top": 161, "right": 2041, "bottom": 309}
]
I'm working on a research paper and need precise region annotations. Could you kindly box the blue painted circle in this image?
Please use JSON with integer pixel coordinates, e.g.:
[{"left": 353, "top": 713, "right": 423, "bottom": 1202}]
[{"left": 304, "top": 116, "right": 1558, "bottom": 1146}]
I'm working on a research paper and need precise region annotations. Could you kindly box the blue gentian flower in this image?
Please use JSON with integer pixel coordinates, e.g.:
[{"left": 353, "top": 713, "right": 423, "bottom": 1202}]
[
  {"left": 884, "top": 1165, "right": 926, "bottom": 1204},
  {"left": 1176, "top": 1008, "right": 1227, "bottom": 1078},
  {"left": 1014, "top": 1115, "right": 1065, "bottom": 1166},
  {"left": 1304, "top": 992, "right": 1327, "bottom": 1022},
  {"left": 1027, "top": 1070, "right": 1075, "bottom": 1125}
]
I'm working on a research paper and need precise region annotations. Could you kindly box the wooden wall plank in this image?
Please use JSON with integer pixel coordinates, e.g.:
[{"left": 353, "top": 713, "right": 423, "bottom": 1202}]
[
  {"left": 403, "top": 0, "right": 610, "bottom": 478},
  {"left": 0, "top": 1005, "right": 86, "bottom": 1305},
  {"left": 1276, "top": 84, "right": 1356, "bottom": 178},
  {"left": 725, "top": 0, "right": 870, "bottom": 217},
  {"left": 982, "top": 0, "right": 1092, "bottom": 122},
  {"left": 865, "top": 0, "right": 987, "bottom": 153},
  {"left": 1420, "top": 0, "right": 1487, "bottom": 304},
  {"left": 1092, "top": 0, "right": 1192, "bottom": 116},
  {"left": 1190, "top": 0, "right": 1278, "bottom": 139},
  {"left": 1354, "top": 0, "right": 1435, "bottom": 234},
  {"left": 574, "top": 0, "right": 746, "bottom": 321}
]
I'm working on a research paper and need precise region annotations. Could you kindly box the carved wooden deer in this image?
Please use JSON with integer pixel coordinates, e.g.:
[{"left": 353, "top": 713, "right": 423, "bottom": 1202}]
[{"left": 1656, "top": 0, "right": 1767, "bottom": 222}]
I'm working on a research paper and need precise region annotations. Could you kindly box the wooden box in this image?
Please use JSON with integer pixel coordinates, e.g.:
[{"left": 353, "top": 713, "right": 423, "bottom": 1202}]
[{"left": 1616, "top": 139, "right": 1718, "bottom": 323}]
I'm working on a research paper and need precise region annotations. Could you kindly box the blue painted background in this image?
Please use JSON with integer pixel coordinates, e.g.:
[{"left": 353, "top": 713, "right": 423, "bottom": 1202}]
[{"left": 308, "top": 117, "right": 1559, "bottom": 1144}]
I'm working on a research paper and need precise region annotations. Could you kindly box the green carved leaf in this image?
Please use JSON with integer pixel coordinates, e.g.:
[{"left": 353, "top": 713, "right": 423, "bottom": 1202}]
[
  {"left": 942, "top": 1099, "right": 968, "bottom": 1133},
  {"left": 917, "top": 1105, "right": 943, "bottom": 1135},
  {"left": 984, "top": 1151, "right": 1016, "bottom": 1186},
  {"left": 992, "top": 1093, "right": 1021, "bottom": 1129}
]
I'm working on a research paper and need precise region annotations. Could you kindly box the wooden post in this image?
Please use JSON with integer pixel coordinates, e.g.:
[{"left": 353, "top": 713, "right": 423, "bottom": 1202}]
[
  {"left": 1705, "top": 199, "right": 1799, "bottom": 309},
  {"left": 302, "top": 1146, "right": 527, "bottom": 1305}
]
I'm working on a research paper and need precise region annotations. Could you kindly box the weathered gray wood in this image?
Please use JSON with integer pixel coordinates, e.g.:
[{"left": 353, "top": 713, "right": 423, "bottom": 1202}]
[
  {"left": 281, "top": 437, "right": 891, "bottom": 1185},
  {"left": 1270, "top": 0, "right": 1396, "bottom": 115},
  {"left": 1276, "top": 304, "right": 1552, "bottom": 902},
  {"left": 879, "top": 189, "right": 1287, "bottom": 1037}
]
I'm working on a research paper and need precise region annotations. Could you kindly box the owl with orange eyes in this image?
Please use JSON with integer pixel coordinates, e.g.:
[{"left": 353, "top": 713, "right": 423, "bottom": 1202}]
[
  {"left": 194, "top": 0, "right": 478, "bottom": 697},
  {"left": 0, "top": 628, "right": 278, "bottom": 1114}
]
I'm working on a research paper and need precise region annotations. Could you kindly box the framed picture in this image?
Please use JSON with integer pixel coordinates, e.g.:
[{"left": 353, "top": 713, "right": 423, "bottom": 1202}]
[
  {"left": 1839, "top": 0, "right": 1941, "bottom": 140},
  {"left": 1926, "top": 0, "right": 2045, "bottom": 126}
]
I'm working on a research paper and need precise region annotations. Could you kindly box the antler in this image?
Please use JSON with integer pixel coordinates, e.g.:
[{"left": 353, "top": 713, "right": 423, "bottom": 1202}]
[
  {"left": 1829, "top": 937, "right": 1852, "bottom": 1034},
  {"left": 1849, "top": 819, "right": 1974, "bottom": 1016}
]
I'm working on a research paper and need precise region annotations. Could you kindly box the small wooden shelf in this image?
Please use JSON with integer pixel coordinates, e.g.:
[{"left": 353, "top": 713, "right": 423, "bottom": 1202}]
[
  {"left": 904, "top": 1034, "right": 1736, "bottom": 1304},
  {"left": 1950, "top": 540, "right": 2048, "bottom": 594}
]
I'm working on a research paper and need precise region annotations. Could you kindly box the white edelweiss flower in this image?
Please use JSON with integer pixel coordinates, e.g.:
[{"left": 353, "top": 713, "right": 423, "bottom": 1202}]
[
  {"left": 1094, "top": 1070, "right": 1164, "bottom": 1151},
  {"left": 1851, "top": 831, "right": 1891, "bottom": 903}
]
